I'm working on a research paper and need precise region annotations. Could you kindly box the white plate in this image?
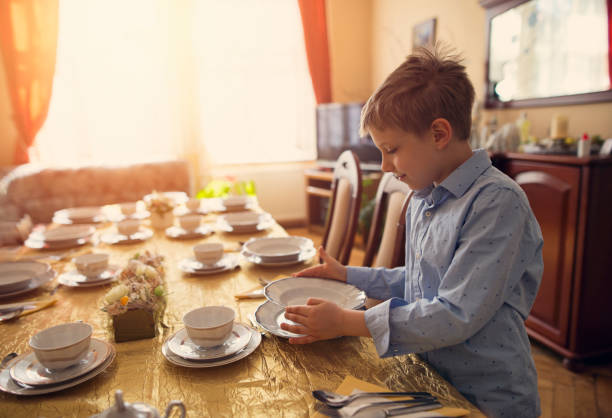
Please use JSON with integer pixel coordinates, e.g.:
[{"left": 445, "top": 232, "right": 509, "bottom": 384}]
[
  {"left": 168, "top": 323, "right": 252, "bottom": 360},
  {"left": 24, "top": 236, "right": 90, "bottom": 250},
  {"left": 42, "top": 225, "right": 96, "bottom": 243},
  {"left": 100, "top": 228, "right": 153, "bottom": 245},
  {"left": 0, "top": 343, "right": 116, "bottom": 395},
  {"left": 0, "top": 261, "right": 50, "bottom": 293},
  {"left": 165, "top": 225, "right": 213, "bottom": 240},
  {"left": 243, "top": 237, "right": 313, "bottom": 262},
  {"left": 162, "top": 327, "right": 261, "bottom": 368},
  {"left": 53, "top": 207, "right": 104, "bottom": 224},
  {"left": 264, "top": 277, "right": 366, "bottom": 309},
  {"left": 0, "top": 270, "right": 55, "bottom": 299},
  {"left": 254, "top": 300, "right": 304, "bottom": 339},
  {"left": 58, "top": 266, "right": 119, "bottom": 288},
  {"left": 178, "top": 254, "right": 239, "bottom": 276},
  {"left": 9, "top": 338, "right": 112, "bottom": 387},
  {"left": 241, "top": 246, "right": 316, "bottom": 267}
]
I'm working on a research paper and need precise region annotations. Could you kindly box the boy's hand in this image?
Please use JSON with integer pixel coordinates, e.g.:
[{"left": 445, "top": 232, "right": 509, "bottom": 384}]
[
  {"left": 292, "top": 246, "right": 347, "bottom": 282},
  {"left": 281, "top": 298, "right": 345, "bottom": 344}
]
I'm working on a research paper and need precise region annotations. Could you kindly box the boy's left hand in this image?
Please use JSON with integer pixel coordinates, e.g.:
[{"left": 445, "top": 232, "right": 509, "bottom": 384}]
[{"left": 281, "top": 298, "right": 344, "bottom": 344}]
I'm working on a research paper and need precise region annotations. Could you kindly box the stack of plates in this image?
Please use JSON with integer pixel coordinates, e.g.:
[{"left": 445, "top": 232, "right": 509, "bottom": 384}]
[
  {"left": 57, "top": 265, "right": 120, "bottom": 288},
  {"left": 254, "top": 277, "right": 366, "bottom": 338},
  {"left": 0, "top": 339, "right": 116, "bottom": 395},
  {"left": 162, "top": 323, "right": 261, "bottom": 368},
  {"left": 178, "top": 254, "right": 239, "bottom": 276},
  {"left": 217, "top": 212, "right": 274, "bottom": 234},
  {"left": 52, "top": 207, "right": 105, "bottom": 225},
  {"left": 25, "top": 225, "right": 95, "bottom": 250},
  {"left": 241, "top": 237, "right": 316, "bottom": 266},
  {"left": 0, "top": 261, "right": 55, "bottom": 299}
]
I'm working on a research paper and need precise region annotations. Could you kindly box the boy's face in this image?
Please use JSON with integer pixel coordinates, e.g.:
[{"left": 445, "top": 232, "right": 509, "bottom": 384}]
[{"left": 369, "top": 126, "right": 442, "bottom": 191}]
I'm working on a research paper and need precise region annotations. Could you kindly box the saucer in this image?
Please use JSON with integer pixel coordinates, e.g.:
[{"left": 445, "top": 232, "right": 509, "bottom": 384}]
[
  {"left": 0, "top": 269, "right": 55, "bottom": 299},
  {"left": 57, "top": 266, "right": 119, "bottom": 288},
  {"left": 9, "top": 338, "right": 112, "bottom": 386},
  {"left": 0, "top": 342, "right": 116, "bottom": 395},
  {"left": 178, "top": 254, "right": 240, "bottom": 275},
  {"left": 101, "top": 228, "right": 153, "bottom": 245},
  {"left": 165, "top": 225, "right": 213, "bottom": 240},
  {"left": 254, "top": 300, "right": 304, "bottom": 339},
  {"left": 162, "top": 327, "right": 261, "bottom": 368},
  {"left": 24, "top": 236, "right": 90, "bottom": 250},
  {"left": 241, "top": 246, "right": 316, "bottom": 267},
  {"left": 53, "top": 207, "right": 105, "bottom": 225},
  {"left": 168, "top": 323, "right": 252, "bottom": 360}
]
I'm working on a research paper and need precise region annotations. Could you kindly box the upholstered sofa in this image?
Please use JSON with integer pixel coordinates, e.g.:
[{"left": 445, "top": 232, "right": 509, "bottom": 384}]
[{"left": 0, "top": 160, "right": 192, "bottom": 224}]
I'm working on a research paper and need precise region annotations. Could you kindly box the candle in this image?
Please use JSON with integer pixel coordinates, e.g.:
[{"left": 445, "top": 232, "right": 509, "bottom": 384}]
[{"left": 550, "top": 114, "right": 568, "bottom": 139}]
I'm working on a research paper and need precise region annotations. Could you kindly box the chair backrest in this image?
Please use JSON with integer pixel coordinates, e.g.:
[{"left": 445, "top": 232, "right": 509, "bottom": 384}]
[
  {"left": 322, "top": 151, "right": 362, "bottom": 265},
  {"left": 363, "top": 172, "right": 412, "bottom": 268}
]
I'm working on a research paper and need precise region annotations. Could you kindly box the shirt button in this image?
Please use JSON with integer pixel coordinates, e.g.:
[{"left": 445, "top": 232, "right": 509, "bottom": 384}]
[
  {"left": 415, "top": 253, "right": 421, "bottom": 259},
  {"left": 425, "top": 211, "right": 432, "bottom": 217}
]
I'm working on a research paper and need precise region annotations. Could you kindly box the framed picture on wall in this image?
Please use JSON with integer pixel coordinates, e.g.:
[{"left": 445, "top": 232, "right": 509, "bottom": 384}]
[{"left": 412, "top": 18, "right": 436, "bottom": 50}]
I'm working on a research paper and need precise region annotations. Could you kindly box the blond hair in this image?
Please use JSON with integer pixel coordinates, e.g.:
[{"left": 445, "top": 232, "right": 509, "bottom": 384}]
[{"left": 360, "top": 45, "right": 474, "bottom": 140}]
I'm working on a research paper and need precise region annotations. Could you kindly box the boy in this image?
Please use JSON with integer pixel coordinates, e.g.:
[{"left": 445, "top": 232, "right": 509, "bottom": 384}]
[{"left": 281, "top": 47, "right": 543, "bottom": 417}]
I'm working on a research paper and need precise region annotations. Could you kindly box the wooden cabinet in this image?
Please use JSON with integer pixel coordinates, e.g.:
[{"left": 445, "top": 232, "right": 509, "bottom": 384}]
[
  {"left": 493, "top": 153, "right": 612, "bottom": 369},
  {"left": 304, "top": 169, "right": 334, "bottom": 234}
]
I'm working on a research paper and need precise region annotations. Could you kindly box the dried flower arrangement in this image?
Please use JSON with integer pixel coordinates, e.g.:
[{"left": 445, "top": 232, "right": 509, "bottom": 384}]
[
  {"left": 145, "top": 192, "right": 174, "bottom": 215},
  {"left": 102, "top": 251, "right": 166, "bottom": 342}
]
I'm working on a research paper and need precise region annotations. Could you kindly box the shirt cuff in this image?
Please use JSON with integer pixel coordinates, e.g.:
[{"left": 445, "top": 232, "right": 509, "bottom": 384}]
[{"left": 364, "top": 297, "right": 409, "bottom": 357}]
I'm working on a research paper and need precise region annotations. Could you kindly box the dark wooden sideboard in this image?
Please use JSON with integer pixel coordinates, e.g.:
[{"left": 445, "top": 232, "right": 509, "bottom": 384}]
[{"left": 492, "top": 153, "right": 612, "bottom": 369}]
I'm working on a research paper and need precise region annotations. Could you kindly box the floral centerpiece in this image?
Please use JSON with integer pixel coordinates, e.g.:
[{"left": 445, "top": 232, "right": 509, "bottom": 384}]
[
  {"left": 145, "top": 192, "right": 175, "bottom": 230},
  {"left": 102, "top": 251, "right": 166, "bottom": 342}
]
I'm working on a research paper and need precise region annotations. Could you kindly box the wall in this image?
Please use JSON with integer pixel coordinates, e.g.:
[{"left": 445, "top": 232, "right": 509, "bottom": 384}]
[
  {"left": 369, "top": 0, "right": 612, "bottom": 139},
  {"left": 0, "top": 51, "right": 17, "bottom": 166}
]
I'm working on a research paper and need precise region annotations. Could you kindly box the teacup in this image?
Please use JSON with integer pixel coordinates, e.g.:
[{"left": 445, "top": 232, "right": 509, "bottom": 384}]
[
  {"left": 29, "top": 322, "right": 92, "bottom": 370},
  {"left": 119, "top": 202, "right": 138, "bottom": 216},
  {"left": 186, "top": 198, "right": 200, "bottom": 212},
  {"left": 179, "top": 214, "right": 201, "bottom": 232},
  {"left": 183, "top": 306, "right": 235, "bottom": 347},
  {"left": 222, "top": 195, "right": 248, "bottom": 211},
  {"left": 74, "top": 253, "right": 109, "bottom": 278},
  {"left": 194, "top": 243, "right": 224, "bottom": 265},
  {"left": 117, "top": 219, "right": 140, "bottom": 236}
]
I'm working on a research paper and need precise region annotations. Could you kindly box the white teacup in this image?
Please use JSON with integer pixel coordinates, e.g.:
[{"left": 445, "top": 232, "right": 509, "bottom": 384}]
[
  {"left": 194, "top": 242, "right": 224, "bottom": 265},
  {"left": 183, "top": 306, "right": 235, "bottom": 348},
  {"left": 119, "top": 202, "right": 138, "bottom": 216},
  {"left": 29, "top": 322, "right": 92, "bottom": 370},
  {"left": 222, "top": 195, "right": 248, "bottom": 211},
  {"left": 117, "top": 219, "right": 140, "bottom": 236},
  {"left": 74, "top": 253, "right": 109, "bottom": 278},
  {"left": 186, "top": 198, "right": 200, "bottom": 212},
  {"left": 179, "top": 214, "right": 201, "bottom": 231}
]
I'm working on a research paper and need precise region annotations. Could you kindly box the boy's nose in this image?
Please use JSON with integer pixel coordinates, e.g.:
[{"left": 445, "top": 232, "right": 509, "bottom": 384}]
[{"left": 380, "top": 155, "right": 394, "bottom": 173}]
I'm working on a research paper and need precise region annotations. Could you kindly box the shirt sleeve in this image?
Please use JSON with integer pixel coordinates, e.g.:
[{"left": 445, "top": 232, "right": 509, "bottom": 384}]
[
  {"left": 346, "top": 266, "right": 406, "bottom": 300},
  {"left": 365, "top": 185, "right": 542, "bottom": 357}
]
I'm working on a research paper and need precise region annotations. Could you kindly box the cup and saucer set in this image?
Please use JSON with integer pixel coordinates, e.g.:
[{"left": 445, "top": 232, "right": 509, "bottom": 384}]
[
  {"left": 162, "top": 306, "right": 261, "bottom": 368},
  {"left": 0, "top": 322, "right": 116, "bottom": 395},
  {"left": 240, "top": 236, "right": 316, "bottom": 267},
  {"left": 25, "top": 224, "right": 96, "bottom": 250},
  {"left": 0, "top": 260, "right": 56, "bottom": 299},
  {"left": 178, "top": 243, "right": 239, "bottom": 275},
  {"left": 165, "top": 213, "right": 213, "bottom": 240},
  {"left": 216, "top": 211, "right": 274, "bottom": 234},
  {"left": 173, "top": 198, "right": 209, "bottom": 217},
  {"left": 254, "top": 277, "right": 366, "bottom": 338},
  {"left": 101, "top": 219, "right": 153, "bottom": 245},
  {"left": 57, "top": 253, "right": 119, "bottom": 288},
  {"left": 52, "top": 206, "right": 106, "bottom": 225}
]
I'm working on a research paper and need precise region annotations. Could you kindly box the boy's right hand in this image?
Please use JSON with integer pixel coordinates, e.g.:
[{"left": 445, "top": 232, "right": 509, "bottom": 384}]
[{"left": 292, "top": 246, "right": 347, "bottom": 282}]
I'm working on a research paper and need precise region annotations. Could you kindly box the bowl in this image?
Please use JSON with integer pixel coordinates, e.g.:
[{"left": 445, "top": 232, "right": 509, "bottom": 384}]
[
  {"left": 29, "top": 322, "right": 93, "bottom": 370},
  {"left": 179, "top": 214, "right": 201, "bottom": 231},
  {"left": 186, "top": 198, "right": 200, "bottom": 212},
  {"left": 74, "top": 253, "right": 109, "bottom": 278},
  {"left": 222, "top": 196, "right": 248, "bottom": 211},
  {"left": 222, "top": 212, "right": 260, "bottom": 227},
  {"left": 193, "top": 243, "right": 224, "bottom": 265},
  {"left": 183, "top": 306, "right": 235, "bottom": 347},
  {"left": 117, "top": 219, "right": 140, "bottom": 236}
]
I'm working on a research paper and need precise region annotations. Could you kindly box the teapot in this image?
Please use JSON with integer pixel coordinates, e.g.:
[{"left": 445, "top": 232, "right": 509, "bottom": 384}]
[{"left": 91, "top": 390, "right": 186, "bottom": 418}]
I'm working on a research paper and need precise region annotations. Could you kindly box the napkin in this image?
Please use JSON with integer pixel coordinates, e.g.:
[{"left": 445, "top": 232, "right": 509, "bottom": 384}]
[
  {"left": 234, "top": 287, "right": 265, "bottom": 300},
  {"left": 313, "top": 375, "right": 469, "bottom": 418},
  {"left": 0, "top": 297, "right": 58, "bottom": 321}
]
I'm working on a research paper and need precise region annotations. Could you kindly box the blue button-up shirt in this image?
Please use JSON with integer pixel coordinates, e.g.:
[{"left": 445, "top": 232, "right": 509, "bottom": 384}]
[{"left": 347, "top": 149, "right": 543, "bottom": 418}]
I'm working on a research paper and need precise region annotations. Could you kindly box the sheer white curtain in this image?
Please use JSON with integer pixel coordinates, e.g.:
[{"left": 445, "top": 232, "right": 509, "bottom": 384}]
[{"left": 32, "top": 0, "right": 316, "bottom": 171}]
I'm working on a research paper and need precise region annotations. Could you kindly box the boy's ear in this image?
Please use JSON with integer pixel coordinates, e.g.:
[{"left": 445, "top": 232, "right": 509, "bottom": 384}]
[{"left": 430, "top": 118, "right": 452, "bottom": 149}]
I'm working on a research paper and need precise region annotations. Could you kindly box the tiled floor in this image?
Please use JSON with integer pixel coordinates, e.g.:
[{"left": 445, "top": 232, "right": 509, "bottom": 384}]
[{"left": 286, "top": 226, "right": 612, "bottom": 418}]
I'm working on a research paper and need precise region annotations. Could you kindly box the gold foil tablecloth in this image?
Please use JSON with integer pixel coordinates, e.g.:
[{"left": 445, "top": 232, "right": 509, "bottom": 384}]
[{"left": 0, "top": 212, "right": 483, "bottom": 417}]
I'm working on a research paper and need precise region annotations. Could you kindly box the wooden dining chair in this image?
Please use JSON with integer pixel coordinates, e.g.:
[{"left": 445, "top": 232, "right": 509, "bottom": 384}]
[
  {"left": 362, "top": 172, "right": 413, "bottom": 268},
  {"left": 321, "top": 150, "right": 362, "bottom": 265}
]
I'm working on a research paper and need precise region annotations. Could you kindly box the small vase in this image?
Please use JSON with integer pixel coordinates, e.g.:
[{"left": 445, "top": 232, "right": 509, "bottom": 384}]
[{"left": 150, "top": 211, "right": 173, "bottom": 230}]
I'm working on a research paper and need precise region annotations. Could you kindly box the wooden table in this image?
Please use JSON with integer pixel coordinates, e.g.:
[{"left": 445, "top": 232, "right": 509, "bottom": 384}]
[{"left": 0, "top": 205, "right": 483, "bottom": 417}]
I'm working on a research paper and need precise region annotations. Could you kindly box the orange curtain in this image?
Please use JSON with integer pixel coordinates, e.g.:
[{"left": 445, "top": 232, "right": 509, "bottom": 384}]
[
  {"left": 0, "top": 0, "right": 59, "bottom": 164},
  {"left": 297, "top": 0, "right": 332, "bottom": 104}
]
